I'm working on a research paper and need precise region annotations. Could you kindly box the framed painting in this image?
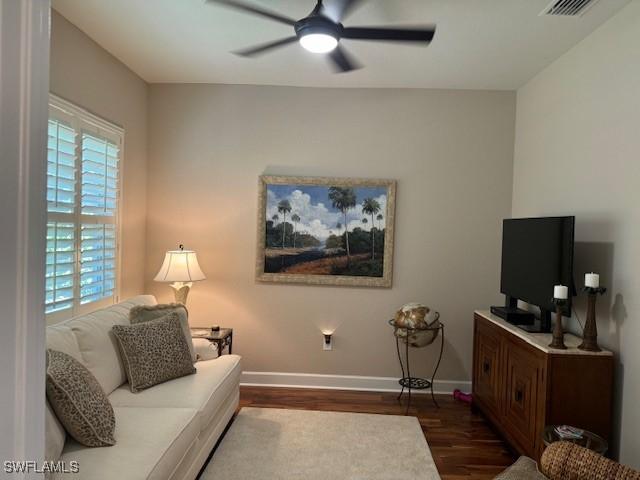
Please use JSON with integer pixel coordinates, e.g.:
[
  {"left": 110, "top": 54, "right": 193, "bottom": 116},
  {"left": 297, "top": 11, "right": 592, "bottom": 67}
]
[{"left": 256, "top": 175, "right": 396, "bottom": 287}]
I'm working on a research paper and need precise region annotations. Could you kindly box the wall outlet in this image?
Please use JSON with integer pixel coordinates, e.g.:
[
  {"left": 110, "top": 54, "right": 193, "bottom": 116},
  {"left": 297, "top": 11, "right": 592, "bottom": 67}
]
[{"left": 323, "top": 334, "right": 333, "bottom": 351}]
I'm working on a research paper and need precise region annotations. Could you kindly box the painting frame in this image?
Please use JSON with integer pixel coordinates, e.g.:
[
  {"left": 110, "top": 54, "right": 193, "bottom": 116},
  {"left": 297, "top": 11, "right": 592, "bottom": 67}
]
[{"left": 256, "top": 175, "right": 396, "bottom": 288}]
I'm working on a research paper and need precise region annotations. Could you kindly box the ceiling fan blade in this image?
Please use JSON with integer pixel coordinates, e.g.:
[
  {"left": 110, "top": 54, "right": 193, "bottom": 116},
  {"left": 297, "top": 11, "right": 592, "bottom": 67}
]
[
  {"left": 328, "top": 45, "right": 361, "bottom": 73},
  {"left": 206, "top": 0, "right": 297, "bottom": 26},
  {"left": 234, "top": 36, "right": 298, "bottom": 57},
  {"left": 342, "top": 26, "right": 436, "bottom": 43},
  {"left": 324, "top": 0, "right": 366, "bottom": 22}
]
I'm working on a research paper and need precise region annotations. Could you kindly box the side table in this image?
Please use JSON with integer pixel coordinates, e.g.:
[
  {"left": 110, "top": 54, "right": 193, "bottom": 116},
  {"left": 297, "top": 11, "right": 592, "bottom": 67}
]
[{"left": 191, "top": 328, "right": 233, "bottom": 357}]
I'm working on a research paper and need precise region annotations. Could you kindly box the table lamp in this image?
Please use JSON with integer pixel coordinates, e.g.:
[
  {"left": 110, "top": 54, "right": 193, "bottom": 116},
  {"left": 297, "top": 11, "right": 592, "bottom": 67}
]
[{"left": 154, "top": 245, "right": 206, "bottom": 304}]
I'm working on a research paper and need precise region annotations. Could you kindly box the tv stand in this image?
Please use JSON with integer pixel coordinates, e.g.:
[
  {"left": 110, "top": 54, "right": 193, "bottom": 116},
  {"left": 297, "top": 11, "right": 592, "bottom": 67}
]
[
  {"left": 490, "top": 306, "right": 535, "bottom": 325},
  {"left": 513, "top": 308, "right": 552, "bottom": 333},
  {"left": 473, "top": 310, "right": 613, "bottom": 459},
  {"left": 490, "top": 296, "right": 552, "bottom": 333}
]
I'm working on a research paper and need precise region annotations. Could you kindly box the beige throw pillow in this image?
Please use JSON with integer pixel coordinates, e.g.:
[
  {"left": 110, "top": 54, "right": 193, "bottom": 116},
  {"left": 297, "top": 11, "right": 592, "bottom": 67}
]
[
  {"left": 113, "top": 313, "right": 196, "bottom": 393},
  {"left": 129, "top": 303, "right": 196, "bottom": 362},
  {"left": 45, "top": 349, "right": 116, "bottom": 447},
  {"left": 192, "top": 337, "right": 219, "bottom": 361}
]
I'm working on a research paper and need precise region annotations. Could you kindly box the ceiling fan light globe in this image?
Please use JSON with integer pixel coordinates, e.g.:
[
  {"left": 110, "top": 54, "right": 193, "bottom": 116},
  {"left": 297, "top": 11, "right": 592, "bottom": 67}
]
[{"left": 299, "top": 33, "right": 338, "bottom": 53}]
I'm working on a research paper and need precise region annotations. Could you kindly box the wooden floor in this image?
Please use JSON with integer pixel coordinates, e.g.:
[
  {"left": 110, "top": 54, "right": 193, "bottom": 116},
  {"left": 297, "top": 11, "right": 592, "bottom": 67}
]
[{"left": 239, "top": 386, "right": 515, "bottom": 480}]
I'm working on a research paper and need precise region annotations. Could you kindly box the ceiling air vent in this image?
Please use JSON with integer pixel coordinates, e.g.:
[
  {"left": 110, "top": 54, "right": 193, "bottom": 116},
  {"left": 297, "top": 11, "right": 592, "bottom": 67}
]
[{"left": 540, "top": 0, "right": 600, "bottom": 16}]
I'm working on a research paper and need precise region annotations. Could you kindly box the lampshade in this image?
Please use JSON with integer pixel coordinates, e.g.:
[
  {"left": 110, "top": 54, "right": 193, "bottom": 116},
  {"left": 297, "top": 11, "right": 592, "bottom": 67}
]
[{"left": 154, "top": 248, "right": 206, "bottom": 283}]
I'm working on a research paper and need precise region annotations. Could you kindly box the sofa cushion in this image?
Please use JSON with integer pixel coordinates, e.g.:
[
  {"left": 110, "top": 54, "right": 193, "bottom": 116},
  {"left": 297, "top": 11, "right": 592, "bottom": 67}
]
[
  {"left": 112, "top": 314, "right": 196, "bottom": 393},
  {"left": 130, "top": 303, "right": 196, "bottom": 362},
  {"left": 66, "top": 295, "right": 157, "bottom": 395},
  {"left": 45, "top": 400, "right": 66, "bottom": 464},
  {"left": 54, "top": 406, "right": 199, "bottom": 480},
  {"left": 168, "top": 386, "right": 240, "bottom": 480},
  {"left": 46, "top": 323, "right": 83, "bottom": 362},
  {"left": 109, "top": 355, "right": 241, "bottom": 432},
  {"left": 46, "top": 350, "right": 116, "bottom": 447}
]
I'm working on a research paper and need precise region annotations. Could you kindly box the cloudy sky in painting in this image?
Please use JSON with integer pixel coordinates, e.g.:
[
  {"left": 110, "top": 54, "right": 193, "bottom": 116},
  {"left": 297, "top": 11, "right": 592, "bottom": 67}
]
[{"left": 266, "top": 185, "right": 387, "bottom": 242}]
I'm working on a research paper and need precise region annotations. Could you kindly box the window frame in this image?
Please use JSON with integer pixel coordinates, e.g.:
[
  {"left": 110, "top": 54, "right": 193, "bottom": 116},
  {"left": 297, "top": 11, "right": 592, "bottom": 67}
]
[{"left": 47, "top": 94, "right": 124, "bottom": 323}]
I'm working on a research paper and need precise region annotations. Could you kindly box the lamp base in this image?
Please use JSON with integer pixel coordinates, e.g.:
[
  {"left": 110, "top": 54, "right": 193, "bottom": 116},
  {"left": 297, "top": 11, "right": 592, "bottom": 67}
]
[{"left": 170, "top": 282, "right": 192, "bottom": 304}]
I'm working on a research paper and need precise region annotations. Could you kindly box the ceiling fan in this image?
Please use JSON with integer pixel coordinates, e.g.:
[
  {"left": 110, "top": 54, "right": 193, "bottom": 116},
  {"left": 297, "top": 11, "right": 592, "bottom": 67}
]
[{"left": 205, "top": 0, "right": 436, "bottom": 73}]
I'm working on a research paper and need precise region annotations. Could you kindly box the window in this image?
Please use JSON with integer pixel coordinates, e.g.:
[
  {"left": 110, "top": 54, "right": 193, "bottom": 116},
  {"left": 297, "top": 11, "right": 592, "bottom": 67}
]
[{"left": 46, "top": 96, "right": 123, "bottom": 320}]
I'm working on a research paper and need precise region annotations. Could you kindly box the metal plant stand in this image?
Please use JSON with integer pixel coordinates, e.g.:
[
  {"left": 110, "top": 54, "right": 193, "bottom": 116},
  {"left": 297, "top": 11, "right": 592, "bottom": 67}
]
[{"left": 389, "top": 319, "right": 445, "bottom": 414}]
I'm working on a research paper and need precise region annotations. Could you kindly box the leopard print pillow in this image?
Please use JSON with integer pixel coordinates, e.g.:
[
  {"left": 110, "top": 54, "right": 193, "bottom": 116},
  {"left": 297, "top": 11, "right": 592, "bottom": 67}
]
[
  {"left": 113, "top": 313, "right": 196, "bottom": 393},
  {"left": 129, "top": 303, "right": 196, "bottom": 362},
  {"left": 46, "top": 349, "right": 116, "bottom": 447}
]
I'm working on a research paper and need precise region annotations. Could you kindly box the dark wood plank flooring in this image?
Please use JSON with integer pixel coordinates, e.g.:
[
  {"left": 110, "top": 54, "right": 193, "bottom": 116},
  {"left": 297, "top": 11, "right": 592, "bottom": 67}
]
[{"left": 239, "top": 386, "right": 515, "bottom": 480}]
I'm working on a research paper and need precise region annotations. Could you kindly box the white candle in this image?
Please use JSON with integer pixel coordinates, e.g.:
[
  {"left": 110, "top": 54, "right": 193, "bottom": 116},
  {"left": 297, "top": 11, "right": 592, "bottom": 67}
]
[
  {"left": 554, "top": 285, "right": 568, "bottom": 300},
  {"left": 585, "top": 272, "right": 600, "bottom": 288}
]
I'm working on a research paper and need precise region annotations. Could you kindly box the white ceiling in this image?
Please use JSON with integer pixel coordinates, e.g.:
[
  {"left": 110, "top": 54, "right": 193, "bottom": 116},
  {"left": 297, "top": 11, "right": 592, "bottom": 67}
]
[{"left": 52, "top": 0, "right": 630, "bottom": 90}]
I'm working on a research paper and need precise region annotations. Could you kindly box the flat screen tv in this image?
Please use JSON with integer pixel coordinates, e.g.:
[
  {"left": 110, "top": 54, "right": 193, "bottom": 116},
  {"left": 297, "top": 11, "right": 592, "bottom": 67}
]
[{"left": 500, "top": 216, "right": 575, "bottom": 319}]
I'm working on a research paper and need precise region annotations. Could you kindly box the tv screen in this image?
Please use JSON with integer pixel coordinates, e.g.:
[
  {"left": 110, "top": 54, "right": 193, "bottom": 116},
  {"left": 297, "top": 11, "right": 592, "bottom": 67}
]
[{"left": 501, "top": 217, "right": 575, "bottom": 315}]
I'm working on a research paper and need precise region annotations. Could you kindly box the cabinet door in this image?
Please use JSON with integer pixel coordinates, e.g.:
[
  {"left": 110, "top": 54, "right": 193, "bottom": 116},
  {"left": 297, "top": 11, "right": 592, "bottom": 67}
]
[
  {"left": 473, "top": 320, "right": 502, "bottom": 417},
  {"left": 503, "top": 339, "right": 544, "bottom": 456}
]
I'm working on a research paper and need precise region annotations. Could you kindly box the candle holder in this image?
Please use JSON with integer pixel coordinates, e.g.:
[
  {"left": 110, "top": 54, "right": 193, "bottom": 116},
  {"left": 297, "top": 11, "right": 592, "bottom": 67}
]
[
  {"left": 579, "top": 286, "right": 606, "bottom": 352},
  {"left": 549, "top": 298, "right": 567, "bottom": 350}
]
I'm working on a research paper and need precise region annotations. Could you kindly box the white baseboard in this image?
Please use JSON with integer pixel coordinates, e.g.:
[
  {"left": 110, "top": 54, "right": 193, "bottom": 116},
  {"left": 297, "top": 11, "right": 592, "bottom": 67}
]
[{"left": 241, "top": 371, "right": 471, "bottom": 395}]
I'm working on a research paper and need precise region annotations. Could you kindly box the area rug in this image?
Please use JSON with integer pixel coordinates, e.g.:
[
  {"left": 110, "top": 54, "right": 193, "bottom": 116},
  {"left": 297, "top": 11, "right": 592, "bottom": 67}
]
[{"left": 200, "top": 407, "right": 441, "bottom": 480}]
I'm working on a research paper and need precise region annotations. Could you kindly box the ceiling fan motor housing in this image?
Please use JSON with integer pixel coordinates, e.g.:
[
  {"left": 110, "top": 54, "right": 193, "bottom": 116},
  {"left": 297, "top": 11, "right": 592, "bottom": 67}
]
[
  {"left": 206, "top": 0, "right": 436, "bottom": 72},
  {"left": 294, "top": 15, "right": 343, "bottom": 41}
]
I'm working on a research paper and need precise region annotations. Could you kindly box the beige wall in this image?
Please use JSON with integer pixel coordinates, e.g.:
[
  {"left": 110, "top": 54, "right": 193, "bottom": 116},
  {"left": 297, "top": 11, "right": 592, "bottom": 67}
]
[
  {"left": 51, "top": 0, "right": 640, "bottom": 462},
  {"left": 50, "top": 11, "right": 148, "bottom": 301},
  {"left": 146, "top": 84, "right": 516, "bottom": 383},
  {"left": 512, "top": 0, "right": 640, "bottom": 466}
]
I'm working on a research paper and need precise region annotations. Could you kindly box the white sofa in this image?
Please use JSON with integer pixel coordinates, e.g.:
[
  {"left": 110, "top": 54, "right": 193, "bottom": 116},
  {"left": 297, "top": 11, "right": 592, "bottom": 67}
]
[{"left": 46, "top": 295, "right": 242, "bottom": 480}]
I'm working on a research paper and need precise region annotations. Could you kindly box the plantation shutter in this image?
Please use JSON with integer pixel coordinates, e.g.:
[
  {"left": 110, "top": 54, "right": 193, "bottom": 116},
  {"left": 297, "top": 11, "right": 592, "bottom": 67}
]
[
  {"left": 45, "top": 222, "right": 76, "bottom": 313},
  {"left": 81, "top": 133, "right": 119, "bottom": 216},
  {"left": 80, "top": 133, "right": 119, "bottom": 305},
  {"left": 46, "top": 96, "right": 123, "bottom": 320},
  {"left": 46, "top": 117, "right": 78, "bottom": 314},
  {"left": 47, "top": 119, "right": 77, "bottom": 214}
]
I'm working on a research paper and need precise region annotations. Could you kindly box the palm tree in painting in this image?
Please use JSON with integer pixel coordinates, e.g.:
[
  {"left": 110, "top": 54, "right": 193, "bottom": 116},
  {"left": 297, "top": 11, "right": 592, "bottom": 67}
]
[
  {"left": 291, "top": 213, "right": 301, "bottom": 248},
  {"left": 328, "top": 187, "right": 356, "bottom": 263},
  {"left": 362, "top": 198, "right": 381, "bottom": 259},
  {"left": 277, "top": 199, "right": 292, "bottom": 248},
  {"left": 272, "top": 214, "right": 279, "bottom": 224},
  {"left": 334, "top": 223, "right": 342, "bottom": 249},
  {"left": 376, "top": 213, "right": 383, "bottom": 231}
]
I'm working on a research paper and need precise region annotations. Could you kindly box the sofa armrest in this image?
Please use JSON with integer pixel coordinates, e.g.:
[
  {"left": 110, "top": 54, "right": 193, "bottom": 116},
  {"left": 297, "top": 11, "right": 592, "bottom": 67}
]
[{"left": 541, "top": 442, "right": 640, "bottom": 480}]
